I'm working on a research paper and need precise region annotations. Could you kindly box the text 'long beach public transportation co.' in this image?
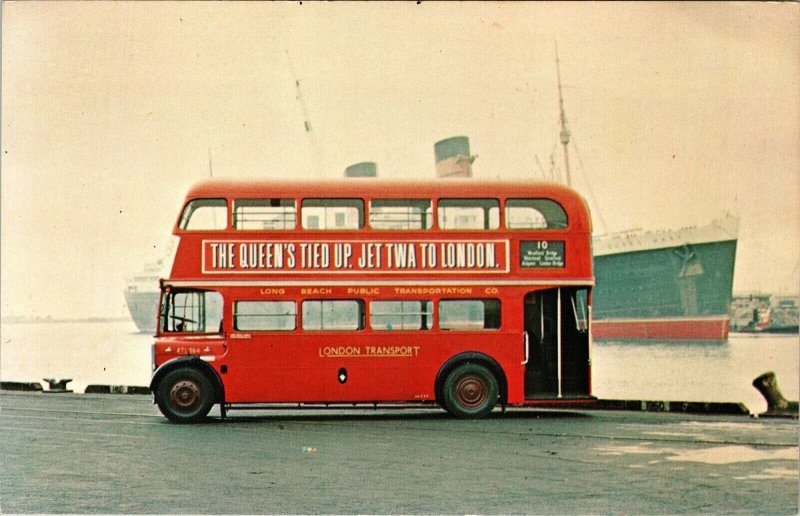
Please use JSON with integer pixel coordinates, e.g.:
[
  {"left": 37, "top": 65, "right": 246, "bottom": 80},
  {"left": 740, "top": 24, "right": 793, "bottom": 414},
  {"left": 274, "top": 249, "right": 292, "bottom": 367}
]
[{"left": 149, "top": 179, "right": 595, "bottom": 422}]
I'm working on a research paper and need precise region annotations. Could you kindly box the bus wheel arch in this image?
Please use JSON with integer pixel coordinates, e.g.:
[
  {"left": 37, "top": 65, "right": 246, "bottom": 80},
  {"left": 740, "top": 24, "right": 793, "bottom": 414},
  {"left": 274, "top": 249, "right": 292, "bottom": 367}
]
[
  {"left": 151, "top": 357, "right": 224, "bottom": 423},
  {"left": 435, "top": 353, "right": 506, "bottom": 418}
]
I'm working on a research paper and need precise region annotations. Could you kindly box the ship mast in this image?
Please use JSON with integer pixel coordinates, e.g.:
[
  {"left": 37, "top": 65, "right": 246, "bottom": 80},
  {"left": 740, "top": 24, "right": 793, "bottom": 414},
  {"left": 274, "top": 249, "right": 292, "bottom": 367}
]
[
  {"left": 556, "top": 42, "right": 572, "bottom": 187},
  {"left": 286, "top": 49, "right": 323, "bottom": 176},
  {"left": 553, "top": 44, "right": 610, "bottom": 233}
]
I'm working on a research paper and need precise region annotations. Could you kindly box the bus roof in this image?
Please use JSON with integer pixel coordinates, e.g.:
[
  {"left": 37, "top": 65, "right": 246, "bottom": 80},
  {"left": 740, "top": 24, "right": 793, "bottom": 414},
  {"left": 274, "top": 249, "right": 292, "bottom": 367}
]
[
  {"left": 183, "top": 178, "right": 592, "bottom": 232},
  {"left": 186, "top": 178, "right": 580, "bottom": 199}
]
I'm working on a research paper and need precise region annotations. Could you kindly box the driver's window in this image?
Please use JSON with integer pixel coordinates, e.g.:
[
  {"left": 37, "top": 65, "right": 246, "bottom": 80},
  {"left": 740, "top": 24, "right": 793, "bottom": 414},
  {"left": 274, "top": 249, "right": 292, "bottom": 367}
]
[{"left": 161, "top": 290, "right": 223, "bottom": 333}]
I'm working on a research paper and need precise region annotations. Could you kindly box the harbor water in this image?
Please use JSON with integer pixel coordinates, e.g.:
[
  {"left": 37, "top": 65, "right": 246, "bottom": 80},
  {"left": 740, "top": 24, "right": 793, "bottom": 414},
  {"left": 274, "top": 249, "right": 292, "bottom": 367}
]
[{"left": 1, "top": 321, "right": 797, "bottom": 415}]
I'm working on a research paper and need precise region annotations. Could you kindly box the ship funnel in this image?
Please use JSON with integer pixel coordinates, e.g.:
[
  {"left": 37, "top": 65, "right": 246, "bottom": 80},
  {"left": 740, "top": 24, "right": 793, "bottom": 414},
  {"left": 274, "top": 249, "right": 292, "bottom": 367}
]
[
  {"left": 434, "top": 136, "right": 476, "bottom": 178},
  {"left": 344, "top": 162, "right": 377, "bottom": 178}
]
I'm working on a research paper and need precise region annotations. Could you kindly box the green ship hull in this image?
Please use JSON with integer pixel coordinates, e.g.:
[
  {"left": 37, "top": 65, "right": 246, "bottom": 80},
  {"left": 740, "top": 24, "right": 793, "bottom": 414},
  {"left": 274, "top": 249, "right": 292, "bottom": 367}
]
[{"left": 592, "top": 216, "right": 738, "bottom": 340}]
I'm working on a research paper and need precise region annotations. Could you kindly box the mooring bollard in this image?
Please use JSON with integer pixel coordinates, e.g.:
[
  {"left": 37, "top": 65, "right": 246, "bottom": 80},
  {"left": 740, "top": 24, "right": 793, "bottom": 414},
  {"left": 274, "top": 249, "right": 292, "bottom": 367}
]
[
  {"left": 43, "top": 378, "right": 73, "bottom": 393},
  {"left": 752, "top": 371, "right": 798, "bottom": 418}
]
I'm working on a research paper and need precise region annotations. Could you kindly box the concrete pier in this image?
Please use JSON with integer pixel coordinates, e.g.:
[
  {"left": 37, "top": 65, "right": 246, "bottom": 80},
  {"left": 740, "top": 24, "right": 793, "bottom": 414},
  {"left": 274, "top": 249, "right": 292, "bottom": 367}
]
[{"left": 1, "top": 391, "right": 796, "bottom": 514}]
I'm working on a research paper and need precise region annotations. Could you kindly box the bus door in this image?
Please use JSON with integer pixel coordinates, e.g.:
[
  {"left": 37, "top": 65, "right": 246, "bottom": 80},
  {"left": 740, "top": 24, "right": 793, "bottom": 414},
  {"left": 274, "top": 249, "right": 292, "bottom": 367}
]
[{"left": 523, "top": 288, "right": 590, "bottom": 399}]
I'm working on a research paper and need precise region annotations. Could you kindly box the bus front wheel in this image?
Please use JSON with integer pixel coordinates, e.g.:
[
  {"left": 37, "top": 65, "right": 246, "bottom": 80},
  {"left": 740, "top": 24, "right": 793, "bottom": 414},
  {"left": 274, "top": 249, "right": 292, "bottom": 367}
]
[
  {"left": 442, "top": 363, "right": 499, "bottom": 419},
  {"left": 155, "top": 367, "right": 214, "bottom": 423}
]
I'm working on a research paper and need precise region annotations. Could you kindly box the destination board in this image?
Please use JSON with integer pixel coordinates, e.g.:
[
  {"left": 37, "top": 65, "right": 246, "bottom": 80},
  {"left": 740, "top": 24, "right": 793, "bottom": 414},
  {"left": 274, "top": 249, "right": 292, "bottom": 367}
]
[{"left": 520, "top": 240, "right": 565, "bottom": 268}]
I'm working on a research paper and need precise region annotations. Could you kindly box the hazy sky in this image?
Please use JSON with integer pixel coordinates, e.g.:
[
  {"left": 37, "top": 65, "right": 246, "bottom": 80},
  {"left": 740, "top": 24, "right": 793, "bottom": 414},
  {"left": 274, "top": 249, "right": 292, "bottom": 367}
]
[{"left": 2, "top": 2, "right": 798, "bottom": 318}]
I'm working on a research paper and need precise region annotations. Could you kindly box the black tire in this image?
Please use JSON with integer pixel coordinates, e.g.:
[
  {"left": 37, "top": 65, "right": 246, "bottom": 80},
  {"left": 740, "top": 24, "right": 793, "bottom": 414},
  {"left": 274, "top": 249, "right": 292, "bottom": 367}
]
[
  {"left": 442, "top": 363, "right": 499, "bottom": 419},
  {"left": 155, "top": 367, "right": 214, "bottom": 423}
]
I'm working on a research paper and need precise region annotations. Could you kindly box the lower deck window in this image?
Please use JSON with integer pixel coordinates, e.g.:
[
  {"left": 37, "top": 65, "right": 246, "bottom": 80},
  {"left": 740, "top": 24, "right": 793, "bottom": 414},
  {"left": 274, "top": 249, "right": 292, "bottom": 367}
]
[
  {"left": 302, "top": 300, "right": 364, "bottom": 331},
  {"left": 439, "top": 299, "right": 501, "bottom": 330},
  {"left": 572, "top": 289, "right": 589, "bottom": 332},
  {"left": 235, "top": 301, "right": 296, "bottom": 331},
  {"left": 370, "top": 300, "right": 433, "bottom": 330}
]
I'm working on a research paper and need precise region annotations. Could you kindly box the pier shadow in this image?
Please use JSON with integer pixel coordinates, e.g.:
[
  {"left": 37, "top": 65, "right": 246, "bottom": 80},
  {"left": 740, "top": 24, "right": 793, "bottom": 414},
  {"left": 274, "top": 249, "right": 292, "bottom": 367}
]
[{"left": 175, "top": 406, "right": 593, "bottom": 425}]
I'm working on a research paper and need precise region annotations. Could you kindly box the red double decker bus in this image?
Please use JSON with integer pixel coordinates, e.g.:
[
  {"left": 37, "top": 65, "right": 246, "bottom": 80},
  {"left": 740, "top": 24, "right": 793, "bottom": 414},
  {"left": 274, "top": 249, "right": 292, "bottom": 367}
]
[{"left": 150, "top": 179, "right": 595, "bottom": 422}]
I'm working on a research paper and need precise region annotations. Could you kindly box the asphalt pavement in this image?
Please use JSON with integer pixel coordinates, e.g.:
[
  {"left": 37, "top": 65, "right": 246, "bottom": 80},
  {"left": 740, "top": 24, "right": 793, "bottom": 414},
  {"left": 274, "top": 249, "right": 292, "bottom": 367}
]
[{"left": 1, "top": 391, "right": 797, "bottom": 514}]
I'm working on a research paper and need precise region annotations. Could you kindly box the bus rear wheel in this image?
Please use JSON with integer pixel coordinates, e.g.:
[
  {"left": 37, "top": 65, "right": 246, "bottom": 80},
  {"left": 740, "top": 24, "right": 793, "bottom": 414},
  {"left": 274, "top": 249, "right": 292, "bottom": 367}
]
[
  {"left": 155, "top": 367, "right": 214, "bottom": 423},
  {"left": 442, "top": 363, "right": 499, "bottom": 419}
]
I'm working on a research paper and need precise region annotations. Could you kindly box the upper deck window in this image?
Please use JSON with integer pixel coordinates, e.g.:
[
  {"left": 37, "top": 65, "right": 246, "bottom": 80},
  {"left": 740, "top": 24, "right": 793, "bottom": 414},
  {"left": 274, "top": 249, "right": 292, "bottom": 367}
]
[
  {"left": 302, "top": 199, "right": 364, "bottom": 230},
  {"left": 505, "top": 199, "right": 568, "bottom": 229},
  {"left": 438, "top": 199, "right": 499, "bottom": 230},
  {"left": 234, "top": 199, "right": 296, "bottom": 230},
  {"left": 179, "top": 199, "right": 228, "bottom": 230},
  {"left": 369, "top": 199, "right": 432, "bottom": 230}
]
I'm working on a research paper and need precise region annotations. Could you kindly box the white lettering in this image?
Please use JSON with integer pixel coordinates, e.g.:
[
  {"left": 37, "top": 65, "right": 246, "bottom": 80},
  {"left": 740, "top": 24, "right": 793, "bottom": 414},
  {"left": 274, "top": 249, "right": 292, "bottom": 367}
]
[
  {"left": 335, "top": 243, "right": 354, "bottom": 269},
  {"left": 238, "top": 243, "right": 288, "bottom": 269},
  {"left": 388, "top": 243, "right": 416, "bottom": 269},
  {"left": 439, "top": 242, "right": 497, "bottom": 269},
  {"left": 300, "top": 243, "right": 330, "bottom": 268},
  {"left": 357, "top": 243, "right": 382, "bottom": 269},
  {"left": 420, "top": 242, "right": 437, "bottom": 268},
  {"left": 210, "top": 242, "right": 236, "bottom": 269}
]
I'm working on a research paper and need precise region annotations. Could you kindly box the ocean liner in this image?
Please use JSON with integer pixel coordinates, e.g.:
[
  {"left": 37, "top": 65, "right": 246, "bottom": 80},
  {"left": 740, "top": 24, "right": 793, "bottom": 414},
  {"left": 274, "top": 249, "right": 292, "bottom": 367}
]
[
  {"left": 551, "top": 49, "right": 738, "bottom": 340},
  {"left": 123, "top": 258, "right": 164, "bottom": 333},
  {"left": 591, "top": 217, "right": 738, "bottom": 339}
]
